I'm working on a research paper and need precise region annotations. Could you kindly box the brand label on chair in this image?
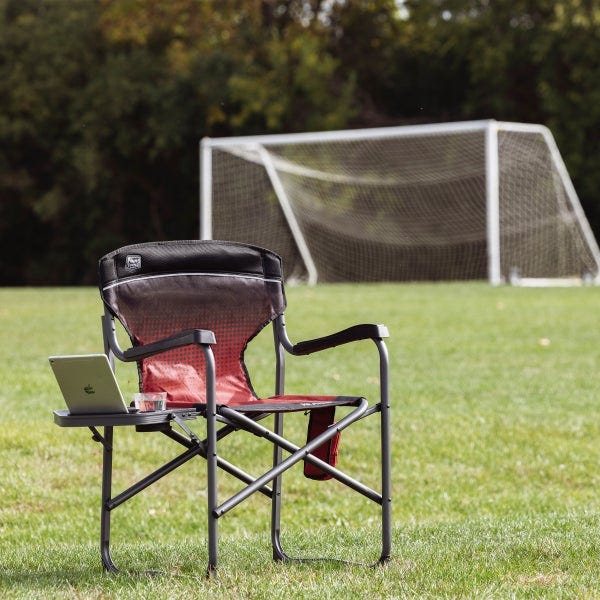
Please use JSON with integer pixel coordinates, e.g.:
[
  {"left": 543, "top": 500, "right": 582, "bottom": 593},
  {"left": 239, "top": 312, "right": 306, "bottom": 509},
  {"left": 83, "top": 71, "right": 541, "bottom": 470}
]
[{"left": 125, "top": 255, "right": 142, "bottom": 272}]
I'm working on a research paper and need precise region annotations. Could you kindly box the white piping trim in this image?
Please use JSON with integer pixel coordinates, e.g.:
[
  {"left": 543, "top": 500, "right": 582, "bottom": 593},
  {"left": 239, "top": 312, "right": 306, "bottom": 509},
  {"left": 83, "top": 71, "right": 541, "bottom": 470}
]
[{"left": 102, "top": 271, "right": 282, "bottom": 292}]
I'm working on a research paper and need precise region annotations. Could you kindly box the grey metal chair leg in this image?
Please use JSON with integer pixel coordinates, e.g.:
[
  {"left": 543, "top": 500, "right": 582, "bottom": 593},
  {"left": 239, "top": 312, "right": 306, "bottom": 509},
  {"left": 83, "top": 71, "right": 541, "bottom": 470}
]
[
  {"left": 270, "top": 413, "right": 288, "bottom": 561},
  {"left": 204, "top": 347, "right": 219, "bottom": 576},
  {"left": 377, "top": 339, "right": 392, "bottom": 564},
  {"left": 98, "top": 426, "right": 118, "bottom": 572},
  {"left": 271, "top": 323, "right": 289, "bottom": 561}
]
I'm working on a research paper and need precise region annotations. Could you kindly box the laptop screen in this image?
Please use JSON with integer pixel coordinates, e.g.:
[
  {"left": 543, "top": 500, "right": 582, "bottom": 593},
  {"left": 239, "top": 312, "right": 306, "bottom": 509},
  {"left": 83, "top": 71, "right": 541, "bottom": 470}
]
[{"left": 49, "top": 354, "right": 129, "bottom": 415}]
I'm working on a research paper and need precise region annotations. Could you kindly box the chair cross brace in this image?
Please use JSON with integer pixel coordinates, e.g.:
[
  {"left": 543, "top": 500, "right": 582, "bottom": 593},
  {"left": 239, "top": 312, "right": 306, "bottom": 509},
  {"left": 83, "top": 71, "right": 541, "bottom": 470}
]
[{"left": 213, "top": 398, "right": 381, "bottom": 520}]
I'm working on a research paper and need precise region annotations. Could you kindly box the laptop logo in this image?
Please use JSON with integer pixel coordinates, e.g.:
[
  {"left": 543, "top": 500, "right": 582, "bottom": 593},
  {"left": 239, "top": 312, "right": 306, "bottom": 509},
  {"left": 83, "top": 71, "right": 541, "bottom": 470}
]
[
  {"left": 84, "top": 384, "right": 95, "bottom": 394},
  {"left": 125, "top": 254, "right": 142, "bottom": 272}
]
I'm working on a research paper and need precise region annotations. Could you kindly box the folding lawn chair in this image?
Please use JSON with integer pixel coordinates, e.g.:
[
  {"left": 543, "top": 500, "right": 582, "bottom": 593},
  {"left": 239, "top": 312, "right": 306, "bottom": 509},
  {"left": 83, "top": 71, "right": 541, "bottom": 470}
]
[{"left": 95, "top": 239, "right": 391, "bottom": 573}]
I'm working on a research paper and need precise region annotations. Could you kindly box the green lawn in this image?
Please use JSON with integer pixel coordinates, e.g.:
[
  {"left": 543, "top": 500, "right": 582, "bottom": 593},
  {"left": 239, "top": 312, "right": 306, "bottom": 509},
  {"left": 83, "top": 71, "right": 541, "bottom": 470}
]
[{"left": 1, "top": 283, "right": 599, "bottom": 598}]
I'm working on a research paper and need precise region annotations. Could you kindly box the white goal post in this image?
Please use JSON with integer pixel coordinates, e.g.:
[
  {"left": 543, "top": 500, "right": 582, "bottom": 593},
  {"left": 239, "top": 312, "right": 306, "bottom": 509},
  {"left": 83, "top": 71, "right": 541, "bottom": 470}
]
[{"left": 200, "top": 120, "right": 600, "bottom": 285}]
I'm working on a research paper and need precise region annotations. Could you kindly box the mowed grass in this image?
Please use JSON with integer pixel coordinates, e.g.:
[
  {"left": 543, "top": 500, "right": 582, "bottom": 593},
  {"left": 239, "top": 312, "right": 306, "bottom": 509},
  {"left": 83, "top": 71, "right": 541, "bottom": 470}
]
[{"left": 0, "top": 283, "right": 599, "bottom": 598}]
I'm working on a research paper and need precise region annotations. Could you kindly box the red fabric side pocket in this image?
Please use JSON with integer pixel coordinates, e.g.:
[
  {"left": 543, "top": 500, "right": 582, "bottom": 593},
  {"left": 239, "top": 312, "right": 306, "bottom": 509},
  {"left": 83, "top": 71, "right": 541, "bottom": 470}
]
[{"left": 304, "top": 406, "right": 340, "bottom": 480}]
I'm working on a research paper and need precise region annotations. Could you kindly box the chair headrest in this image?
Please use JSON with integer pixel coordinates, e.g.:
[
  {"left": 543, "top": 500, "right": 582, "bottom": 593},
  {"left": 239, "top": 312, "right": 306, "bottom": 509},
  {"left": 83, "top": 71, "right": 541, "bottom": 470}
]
[{"left": 99, "top": 240, "right": 283, "bottom": 288}]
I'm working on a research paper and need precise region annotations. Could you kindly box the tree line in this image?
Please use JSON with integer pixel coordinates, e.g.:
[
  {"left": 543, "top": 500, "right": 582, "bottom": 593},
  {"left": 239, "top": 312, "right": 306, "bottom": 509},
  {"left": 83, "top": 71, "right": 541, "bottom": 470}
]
[{"left": 1, "top": 0, "right": 598, "bottom": 284}]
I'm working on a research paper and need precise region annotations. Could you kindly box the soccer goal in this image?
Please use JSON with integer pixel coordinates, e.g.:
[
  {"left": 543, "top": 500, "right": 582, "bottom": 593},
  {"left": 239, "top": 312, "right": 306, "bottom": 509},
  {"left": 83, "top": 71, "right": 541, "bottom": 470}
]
[{"left": 200, "top": 120, "right": 600, "bottom": 285}]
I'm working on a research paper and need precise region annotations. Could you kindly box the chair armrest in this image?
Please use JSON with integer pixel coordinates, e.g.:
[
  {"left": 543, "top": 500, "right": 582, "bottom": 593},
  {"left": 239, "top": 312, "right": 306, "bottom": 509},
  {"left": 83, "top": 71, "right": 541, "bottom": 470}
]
[
  {"left": 123, "top": 329, "right": 216, "bottom": 361},
  {"left": 291, "top": 323, "right": 389, "bottom": 356}
]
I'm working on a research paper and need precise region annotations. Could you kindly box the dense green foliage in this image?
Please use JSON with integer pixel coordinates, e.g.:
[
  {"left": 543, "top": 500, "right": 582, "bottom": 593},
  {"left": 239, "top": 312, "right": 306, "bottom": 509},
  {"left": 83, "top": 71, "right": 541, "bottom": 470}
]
[
  {"left": 1, "top": 283, "right": 599, "bottom": 596},
  {"left": 1, "top": 0, "right": 599, "bottom": 284}
]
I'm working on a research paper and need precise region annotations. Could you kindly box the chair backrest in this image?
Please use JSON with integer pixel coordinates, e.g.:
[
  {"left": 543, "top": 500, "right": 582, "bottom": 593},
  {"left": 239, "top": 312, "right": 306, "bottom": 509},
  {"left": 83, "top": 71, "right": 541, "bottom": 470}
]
[{"left": 99, "top": 240, "right": 286, "bottom": 406}]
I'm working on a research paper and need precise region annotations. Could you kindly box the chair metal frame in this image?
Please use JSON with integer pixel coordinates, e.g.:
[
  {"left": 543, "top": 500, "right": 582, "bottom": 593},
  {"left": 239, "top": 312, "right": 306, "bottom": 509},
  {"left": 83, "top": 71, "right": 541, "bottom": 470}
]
[{"left": 55, "top": 241, "right": 391, "bottom": 574}]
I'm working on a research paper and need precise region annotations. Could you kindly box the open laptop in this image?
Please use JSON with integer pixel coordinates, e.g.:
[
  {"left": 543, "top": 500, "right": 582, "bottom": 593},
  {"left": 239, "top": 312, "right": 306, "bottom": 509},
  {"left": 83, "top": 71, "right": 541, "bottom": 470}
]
[{"left": 49, "top": 354, "right": 129, "bottom": 415}]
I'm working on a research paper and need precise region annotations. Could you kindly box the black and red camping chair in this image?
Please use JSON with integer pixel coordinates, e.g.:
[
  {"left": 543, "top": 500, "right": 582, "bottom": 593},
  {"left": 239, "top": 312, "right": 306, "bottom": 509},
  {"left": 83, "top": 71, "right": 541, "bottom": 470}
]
[{"left": 97, "top": 240, "right": 391, "bottom": 573}]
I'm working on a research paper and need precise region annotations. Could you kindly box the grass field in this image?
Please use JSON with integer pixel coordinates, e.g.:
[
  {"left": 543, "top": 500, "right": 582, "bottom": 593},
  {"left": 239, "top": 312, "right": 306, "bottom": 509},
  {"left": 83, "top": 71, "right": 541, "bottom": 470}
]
[{"left": 1, "top": 283, "right": 599, "bottom": 598}]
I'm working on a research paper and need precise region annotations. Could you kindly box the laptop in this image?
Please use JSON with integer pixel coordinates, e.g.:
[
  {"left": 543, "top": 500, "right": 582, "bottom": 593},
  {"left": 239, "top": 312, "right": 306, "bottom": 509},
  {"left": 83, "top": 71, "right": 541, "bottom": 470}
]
[{"left": 49, "top": 354, "right": 129, "bottom": 415}]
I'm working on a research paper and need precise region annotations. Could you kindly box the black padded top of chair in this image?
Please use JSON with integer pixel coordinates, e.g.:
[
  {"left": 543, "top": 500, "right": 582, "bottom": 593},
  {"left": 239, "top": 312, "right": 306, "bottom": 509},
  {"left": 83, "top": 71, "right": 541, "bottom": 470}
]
[{"left": 99, "top": 240, "right": 283, "bottom": 288}]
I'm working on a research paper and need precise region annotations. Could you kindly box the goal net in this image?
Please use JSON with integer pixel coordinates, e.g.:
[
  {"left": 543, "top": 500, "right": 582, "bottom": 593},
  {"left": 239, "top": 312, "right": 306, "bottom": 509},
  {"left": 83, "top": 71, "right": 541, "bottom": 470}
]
[{"left": 200, "top": 120, "right": 600, "bottom": 285}]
